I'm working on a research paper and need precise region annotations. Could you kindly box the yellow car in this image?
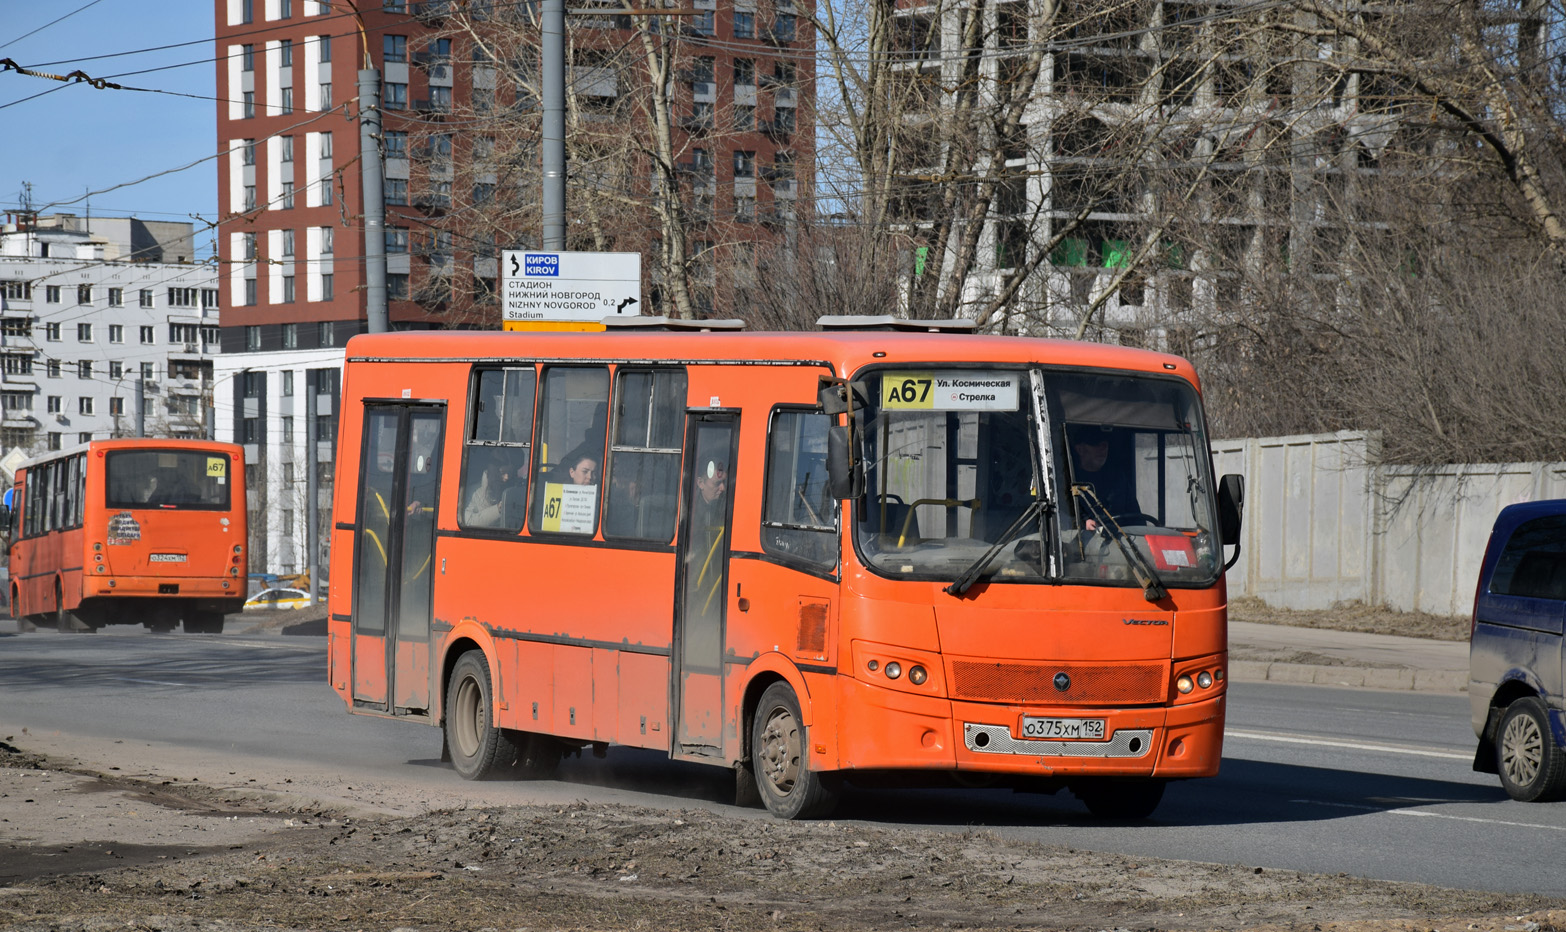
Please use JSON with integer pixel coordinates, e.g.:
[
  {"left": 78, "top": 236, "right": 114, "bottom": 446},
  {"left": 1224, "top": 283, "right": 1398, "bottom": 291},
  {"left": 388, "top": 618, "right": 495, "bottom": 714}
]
[{"left": 243, "top": 587, "right": 312, "bottom": 611}]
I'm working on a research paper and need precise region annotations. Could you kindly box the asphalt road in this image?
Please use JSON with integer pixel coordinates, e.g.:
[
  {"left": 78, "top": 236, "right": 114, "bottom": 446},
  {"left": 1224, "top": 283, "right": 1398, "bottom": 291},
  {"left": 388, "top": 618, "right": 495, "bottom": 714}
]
[{"left": 1, "top": 626, "right": 1561, "bottom": 896}]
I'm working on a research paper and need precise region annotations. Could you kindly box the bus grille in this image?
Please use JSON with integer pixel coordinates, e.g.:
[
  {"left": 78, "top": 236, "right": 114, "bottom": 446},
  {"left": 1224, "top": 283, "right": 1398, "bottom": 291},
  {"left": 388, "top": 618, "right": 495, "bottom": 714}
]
[{"left": 949, "top": 660, "right": 1166, "bottom": 705}]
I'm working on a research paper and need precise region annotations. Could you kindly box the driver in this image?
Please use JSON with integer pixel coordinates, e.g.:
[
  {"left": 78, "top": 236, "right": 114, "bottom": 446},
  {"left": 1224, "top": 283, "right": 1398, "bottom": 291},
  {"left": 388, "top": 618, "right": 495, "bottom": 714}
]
[{"left": 1069, "top": 426, "right": 1142, "bottom": 529}]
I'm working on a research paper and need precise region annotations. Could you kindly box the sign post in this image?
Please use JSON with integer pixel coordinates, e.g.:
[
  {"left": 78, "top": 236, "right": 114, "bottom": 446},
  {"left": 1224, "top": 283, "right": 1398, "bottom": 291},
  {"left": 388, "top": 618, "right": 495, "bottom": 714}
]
[{"left": 500, "top": 250, "right": 641, "bottom": 332}]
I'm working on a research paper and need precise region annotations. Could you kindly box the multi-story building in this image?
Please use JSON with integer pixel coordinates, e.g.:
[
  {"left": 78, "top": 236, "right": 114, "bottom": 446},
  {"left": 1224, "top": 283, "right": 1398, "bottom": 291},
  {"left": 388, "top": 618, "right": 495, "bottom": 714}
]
[{"left": 0, "top": 214, "right": 222, "bottom": 457}]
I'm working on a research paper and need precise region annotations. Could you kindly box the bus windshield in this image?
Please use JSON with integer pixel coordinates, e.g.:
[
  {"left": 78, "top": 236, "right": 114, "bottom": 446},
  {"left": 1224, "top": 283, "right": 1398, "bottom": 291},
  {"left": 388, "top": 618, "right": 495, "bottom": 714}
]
[
  {"left": 855, "top": 367, "right": 1221, "bottom": 589},
  {"left": 104, "top": 449, "right": 233, "bottom": 510}
]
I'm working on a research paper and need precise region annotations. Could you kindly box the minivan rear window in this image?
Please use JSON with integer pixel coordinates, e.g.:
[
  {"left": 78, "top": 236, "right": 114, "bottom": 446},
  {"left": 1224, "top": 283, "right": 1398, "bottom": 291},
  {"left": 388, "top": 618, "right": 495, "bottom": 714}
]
[{"left": 1490, "top": 515, "right": 1566, "bottom": 600}]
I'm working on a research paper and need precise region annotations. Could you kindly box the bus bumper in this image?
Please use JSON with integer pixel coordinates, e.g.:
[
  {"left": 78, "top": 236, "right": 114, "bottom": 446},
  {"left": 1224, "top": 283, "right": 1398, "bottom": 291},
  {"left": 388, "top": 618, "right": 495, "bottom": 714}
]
[
  {"left": 835, "top": 676, "right": 1224, "bottom": 778},
  {"left": 84, "top": 575, "right": 244, "bottom": 603}
]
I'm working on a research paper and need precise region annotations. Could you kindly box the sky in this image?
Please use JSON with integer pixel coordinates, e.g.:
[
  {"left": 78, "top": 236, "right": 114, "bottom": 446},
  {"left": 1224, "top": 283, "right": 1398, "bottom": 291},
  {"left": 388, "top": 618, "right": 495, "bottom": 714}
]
[{"left": 0, "top": 0, "right": 218, "bottom": 253}]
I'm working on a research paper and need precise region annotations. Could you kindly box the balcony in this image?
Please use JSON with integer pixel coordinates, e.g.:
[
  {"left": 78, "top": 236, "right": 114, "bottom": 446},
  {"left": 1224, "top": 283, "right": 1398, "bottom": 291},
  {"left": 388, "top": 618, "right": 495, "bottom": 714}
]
[
  {"left": 169, "top": 342, "right": 204, "bottom": 358},
  {"left": 2, "top": 414, "right": 37, "bottom": 429}
]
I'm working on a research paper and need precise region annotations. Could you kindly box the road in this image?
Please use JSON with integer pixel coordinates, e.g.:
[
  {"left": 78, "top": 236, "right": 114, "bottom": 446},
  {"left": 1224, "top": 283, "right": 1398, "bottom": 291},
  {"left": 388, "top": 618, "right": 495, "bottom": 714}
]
[{"left": 1, "top": 625, "right": 1560, "bottom": 896}]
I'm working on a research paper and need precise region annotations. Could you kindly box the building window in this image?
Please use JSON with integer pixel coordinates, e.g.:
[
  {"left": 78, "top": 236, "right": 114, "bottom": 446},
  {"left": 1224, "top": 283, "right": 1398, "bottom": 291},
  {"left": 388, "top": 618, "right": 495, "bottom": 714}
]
[
  {"left": 319, "top": 225, "right": 334, "bottom": 254},
  {"left": 280, "top": 38, "right": 293, "bottom": 67},
  {"left": 243, "top": 184, "right": 257, "bottom": 211},
  {"left": 383, "top": 0, "right": 405, "bottom": 10},
  {"left": 243, "top": 91, "right": 255, "bottom": 119},
  {"left": 78, "top": 360, "right": 93, "bottom": 379},
  {"left": 386, "top": 227, "right": 408, "bottom": 253},
  {"left": 318, "top": 80, "right": 331, "bottom": 109},
  {"left": 44, "top": 285, "right": 60, "bottom": 303},
  {"left": 109, "top": 360, "right": 123, "bottom": 379},
  {"left": 78, "top": 397, "right": 94, "bottom": 416},
  {"left": 141, "top": 362, "right": 154, "bottom": 380},
  {"left": 388, "top": 273, "right": 409, "bottom": 300},
  {"left": 385, "top": 82, "right": 407, "bottom": 109},
  {"left": 321, "top": 273, "right": 334, "bottom": 301},
  {"left": 202, "top": 288, "right": 220, "bottom": 310},
  {"left": 77, "top": 284, "right": 92, "bottom": 304},
  {"left": 282, "top": 416, "right": 294, "bottom": 442},
  {"left": 384, "top": 130, "right": 407, "bottom": 159},
  {"left": 245, "top": 279, "right": 258, "bottom": 306},
  {"left": 109, "top": 397, "right": 124, "bottom": 416},
  {"left": 695, "top": 9, "right": 714, "bottom": 34},
  {"left": 733, "top": 150, "right": 755, "bottom": 177},
  {"left": 48, "top": 433, "right": 61, "bottom": 452},
  {"left": 45, "top": 322, "right": 60, "bottom": 341},
  {"left": 0, "top": 318, "right": 29, "bottom": 338},
  {"left": 282, "top": 228, "right": 296, "bottom": 257},
  {"left": 283, "top": 323, "right": 298, "bottom": 348},
  {"left": 1, "top": 281, "right": 30, "bottom": 301},
  {"left": 283, "top": 370, "right": 294, "bottom": 396},
  {"left": 772, "top": 13, "right": 796, "bottom": 41},
  {"left": 77, "top": 323, "right": 93, "bottom": 342},
  {"left": 107, "top": 324, "right": 123, "bottom": 344},
  {"left": 280, "top": 0, "right": 292, "bottom": 16},
  {"left": 734, "top": 11, "right": 754, "bottom": 38},
  {"left": 168, "top": 288, "right": 198, "bottom": 308},
  {"left": 384, "top": 35, "right": 407, "bottom": 62},
  {"left": 246, "top": 326, "right": 262, "bottom": 351},
  {"left": 319, "top": 320, "right": 335, "bottom": 347},
  {"left": 281, "top": 86, "right": 294, "bottom": 114},
  {"left": 45, "top": 359, "right": 58, "bottom": 378},
  {"left": 385, "top": 179, "right": 408, "bottom": 205},
  {"left": 735, "top": 58, "right": 755, "bottom": 86},
  {"left": 735, "top": 104, "right": 754, "bottom": 131},
  {"left": 47, "top": 396, "right": 61, "bottom": 414},
  {"left": 2, "top": 354, "right": 32, "bottom": 376},
  {"left": 736, "top": 194, "right": 756, "bottom": 222},
  {"left": 78, "top": 432, "right": 93, "bottom": 445},
  {"left": 283, "top": 276, "right": 296, "bottom": 303},
  {"left": 107, "top": 287, "right": 123, "bottom": 307},
  {"left": 242, "top": 44, "right": 254, "bottom": 70},
  {"left": 281, "top": 135, "right": 294, "bottom": 163},
  {"left": 282, "top": 181, "right": 295, "bottom": 209},
  {"left": 140, "top": 325, "right": 155, "bottom": 344}
]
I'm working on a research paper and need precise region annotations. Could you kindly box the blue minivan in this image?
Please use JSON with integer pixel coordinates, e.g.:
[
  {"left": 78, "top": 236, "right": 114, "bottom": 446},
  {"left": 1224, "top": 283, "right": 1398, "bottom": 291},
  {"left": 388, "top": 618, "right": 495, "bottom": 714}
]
[{"left": 1470, "top": 500, "right": 1566, "bottom": 801}]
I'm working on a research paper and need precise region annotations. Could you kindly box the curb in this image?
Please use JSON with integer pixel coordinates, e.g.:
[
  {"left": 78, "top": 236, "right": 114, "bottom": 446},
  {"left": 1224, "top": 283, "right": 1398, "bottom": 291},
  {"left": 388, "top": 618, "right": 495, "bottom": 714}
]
[{"left": 1228, "top": 660, "right": 1467, "bottom": 693}]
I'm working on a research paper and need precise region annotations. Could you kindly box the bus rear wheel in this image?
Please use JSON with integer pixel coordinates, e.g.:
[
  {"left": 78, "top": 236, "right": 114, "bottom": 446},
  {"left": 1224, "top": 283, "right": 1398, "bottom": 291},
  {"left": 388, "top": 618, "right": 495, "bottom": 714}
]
[
  {"left": 446, "top": 651, "right": 504, "bottom": 780},
  {"left": 183, "top": 611, "right": 225, "bottom": 634},
  {"left": 751, "top": 682, "right": 840, "bottom": 820},
  {"left": 1071, "top": 778, "right": 1166, "bottom": 820},
  {"left": 53, "top": 583, "right": 93, "bottom": 633}
]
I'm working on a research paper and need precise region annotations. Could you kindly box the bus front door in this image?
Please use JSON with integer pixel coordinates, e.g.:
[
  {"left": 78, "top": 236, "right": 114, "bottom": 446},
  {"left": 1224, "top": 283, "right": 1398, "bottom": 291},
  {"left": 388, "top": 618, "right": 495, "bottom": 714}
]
[
  {"left": 350, "top": 405, "right": 444, "bottom": 716},
  {"left": 672, "top": 414, "right": 738, "bottom": 760}
]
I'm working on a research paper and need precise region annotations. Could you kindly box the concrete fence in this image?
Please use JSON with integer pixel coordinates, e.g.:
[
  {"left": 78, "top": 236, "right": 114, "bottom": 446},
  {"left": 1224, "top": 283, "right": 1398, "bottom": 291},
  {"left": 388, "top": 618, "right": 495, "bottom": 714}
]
[{"left": 1212, "top": 431, "right": 1566, "bottom": 615}]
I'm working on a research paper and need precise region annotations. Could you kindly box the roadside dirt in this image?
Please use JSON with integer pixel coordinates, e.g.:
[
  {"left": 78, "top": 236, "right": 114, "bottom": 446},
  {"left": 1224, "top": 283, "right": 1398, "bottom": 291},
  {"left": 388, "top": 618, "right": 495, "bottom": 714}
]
[
  {"left": 2, "top": 741, "right": 1560, "bottom": 932},
  {"left": 1228, "top": 597, "right": 1471, "bottom": 642}
]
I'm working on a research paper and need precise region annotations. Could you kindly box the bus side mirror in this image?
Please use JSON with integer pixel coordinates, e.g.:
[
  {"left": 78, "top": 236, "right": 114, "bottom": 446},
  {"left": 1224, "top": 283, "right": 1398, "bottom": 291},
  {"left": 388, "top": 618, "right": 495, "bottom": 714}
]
[
  {"left": 1218, "top": 474, "right": 1244, "bottom": 546},
  {"left": 826, "top": 426, "right": 858, "bottom": 500},
  {"left": 817, "top": 380, "right": 869, "bottom": 416}
]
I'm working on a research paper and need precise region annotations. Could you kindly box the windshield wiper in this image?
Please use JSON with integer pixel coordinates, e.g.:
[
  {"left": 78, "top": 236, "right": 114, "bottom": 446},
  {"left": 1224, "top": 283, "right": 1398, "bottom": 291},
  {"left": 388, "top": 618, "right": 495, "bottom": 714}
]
[
  {"left": 1072, "top": 485, "right": 1168, "bottom": 602},
  {"left": 945, "top": 497, "right": 1051, "bottom": 597}
]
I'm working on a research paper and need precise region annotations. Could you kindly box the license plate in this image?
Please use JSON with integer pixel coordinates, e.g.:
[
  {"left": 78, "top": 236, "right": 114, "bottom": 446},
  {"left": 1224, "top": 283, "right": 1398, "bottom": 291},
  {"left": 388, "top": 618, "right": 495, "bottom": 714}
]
[
  {"left": 1020, "top": 717, "right": 1105, "bottom": 740},
  {"left": 148, "top": 553, "right": 188, "bottom": 563}
]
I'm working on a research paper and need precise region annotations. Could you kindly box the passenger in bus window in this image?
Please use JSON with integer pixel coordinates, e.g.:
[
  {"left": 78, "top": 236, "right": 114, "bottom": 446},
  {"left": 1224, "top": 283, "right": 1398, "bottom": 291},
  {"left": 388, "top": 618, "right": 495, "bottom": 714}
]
[
  {"left": 564, "top": 452, "right": 598, "bottom": 486},
  {"left": 692, "top": 459, "right": 728, "bottom": 531},
  {"left": 463, "top": 461, "right": 506, "bottom": 527}
]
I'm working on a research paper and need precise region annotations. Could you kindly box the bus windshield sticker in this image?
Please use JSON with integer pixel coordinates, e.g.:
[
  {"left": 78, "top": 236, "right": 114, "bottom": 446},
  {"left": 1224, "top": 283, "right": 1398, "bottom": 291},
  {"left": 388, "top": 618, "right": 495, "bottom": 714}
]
[
  {"left": 206, "top": 457, "right": 227, "bottom": 478},
  {"left": 881, "top": 371, "right": 1020, "bottom": 411},
  {"left": 540, "top": 481, "right": 598, "bottom": 534},
  {"left": 108, "top": 511, "right": 141, "bottom": 545}
]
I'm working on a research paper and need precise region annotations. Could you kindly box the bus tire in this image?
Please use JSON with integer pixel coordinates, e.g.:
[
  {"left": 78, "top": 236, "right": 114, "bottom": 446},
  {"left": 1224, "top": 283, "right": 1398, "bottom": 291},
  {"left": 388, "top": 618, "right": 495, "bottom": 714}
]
[
  {"left": 751, "top": 681, "right": 840, "bottom": 820},
  {"left": 1497, "top": 697, "right": 1566, "bottom": 802},
  {"left": 445, "top": 651, "right": 504, "bottom": 780},
  {"left": 1071, "top": 778, "right": 1166, "bottom": 820},
  {"left": 504, "top": 730, "right": 561, "bottom": 779},
  {"left": 53, "top": 583, "right": 93, "bottom": 633},
  {"left": 183, "top": 612, "right": 225, "bottom": 634}
]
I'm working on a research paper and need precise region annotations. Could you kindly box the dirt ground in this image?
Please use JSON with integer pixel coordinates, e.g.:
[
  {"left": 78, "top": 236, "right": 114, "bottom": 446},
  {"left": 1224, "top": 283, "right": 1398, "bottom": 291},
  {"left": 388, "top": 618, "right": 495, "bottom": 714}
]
[
  {"left": 2, "top": 738, "right": 1561, "bottom": 932},
  {"left": 1228, "top": 597, "right": 1471, "bottom": 642}
]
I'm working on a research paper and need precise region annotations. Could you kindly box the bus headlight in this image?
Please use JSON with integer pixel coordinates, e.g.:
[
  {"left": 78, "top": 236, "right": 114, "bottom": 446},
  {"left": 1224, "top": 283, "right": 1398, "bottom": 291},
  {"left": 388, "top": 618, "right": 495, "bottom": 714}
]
[
  {"left": 1176, "top": 674, "right": 1194, "bottom": 694},
  {"left": 884, "top": 662, "right": 902, "bottom": 680},
  {"left": 908, "top": 665, "right": 927, "bottom": 685},
  {"left": 1197, "top": 671, "right": 1213, "bottom": 689}
]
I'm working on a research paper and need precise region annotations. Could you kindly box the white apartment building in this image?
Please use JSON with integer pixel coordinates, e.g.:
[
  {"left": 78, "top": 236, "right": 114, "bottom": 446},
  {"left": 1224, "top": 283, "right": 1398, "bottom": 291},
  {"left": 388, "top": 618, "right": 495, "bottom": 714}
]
[{"left": 0, "top": 214, "right": 222, "bottom": 457}]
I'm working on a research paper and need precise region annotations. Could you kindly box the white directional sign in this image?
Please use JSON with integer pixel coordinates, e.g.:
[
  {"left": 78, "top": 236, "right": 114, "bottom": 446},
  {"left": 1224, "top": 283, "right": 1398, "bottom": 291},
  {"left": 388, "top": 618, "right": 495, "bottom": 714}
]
[{"left": 501, "top": 250, "right": 642, "bottom": 324}]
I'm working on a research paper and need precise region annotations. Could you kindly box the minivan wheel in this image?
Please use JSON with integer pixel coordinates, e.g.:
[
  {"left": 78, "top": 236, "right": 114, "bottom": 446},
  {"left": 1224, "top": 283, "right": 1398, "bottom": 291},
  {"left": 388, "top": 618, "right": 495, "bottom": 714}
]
[{"left": 1496, "top": 697, "right": 1566, "bottom": 802}]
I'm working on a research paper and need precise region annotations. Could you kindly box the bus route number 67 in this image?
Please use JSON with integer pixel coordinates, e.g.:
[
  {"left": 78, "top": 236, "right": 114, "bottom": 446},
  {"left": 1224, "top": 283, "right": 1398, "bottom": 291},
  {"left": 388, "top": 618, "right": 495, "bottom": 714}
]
[{"left": 882, "top": 372, "right": 934, "bottom": 409}]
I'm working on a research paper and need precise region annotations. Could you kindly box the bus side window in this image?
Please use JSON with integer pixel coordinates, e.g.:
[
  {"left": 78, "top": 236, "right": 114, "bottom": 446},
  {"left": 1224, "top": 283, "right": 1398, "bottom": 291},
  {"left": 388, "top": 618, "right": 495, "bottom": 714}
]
[
  {"left": 530, "top": 366, "right": 610, "bottom": 535},
  {"left": 761, "top": 409, "right": 839, "bottom": 569},
  {"left": 605, "top": 368, "right": 686, "bottom": 542},
  {"left": 459, "top": 366, "right": 535, "bottom": 532}
]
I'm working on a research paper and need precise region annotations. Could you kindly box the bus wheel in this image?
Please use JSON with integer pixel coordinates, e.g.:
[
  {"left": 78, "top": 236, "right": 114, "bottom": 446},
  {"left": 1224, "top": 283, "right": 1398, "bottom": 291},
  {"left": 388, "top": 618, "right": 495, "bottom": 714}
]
[
  {"left": 53, "top": 583, "right": 93, "bottom": 633},
  {"left": 183, "top": 612, "right": 225, "bottom": 634},
  {"left": 751, "top": 682, "right": 840, "bottom": 820},
  {"left": 445, "top": 652, "right": 504, "bottom": 780},
  {"left": 1497, "top": 697, "right": 1566, "bottom": 802},
  {"left": 1071, "top": 778, "right": 1166, "bottom": 820},
  {"left": 505, "top": 730, "right": 561, "bottom": 779}
]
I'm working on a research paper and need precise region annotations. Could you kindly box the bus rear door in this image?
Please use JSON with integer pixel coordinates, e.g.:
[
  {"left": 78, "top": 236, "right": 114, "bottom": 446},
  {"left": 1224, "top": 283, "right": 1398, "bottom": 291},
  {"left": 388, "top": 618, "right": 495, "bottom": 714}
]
[
  {"left": 350, "top": 404, "right": 445, "bottom": 715},
  {"left": 672, "top": 413, "right": 739, "bottom": 760}
]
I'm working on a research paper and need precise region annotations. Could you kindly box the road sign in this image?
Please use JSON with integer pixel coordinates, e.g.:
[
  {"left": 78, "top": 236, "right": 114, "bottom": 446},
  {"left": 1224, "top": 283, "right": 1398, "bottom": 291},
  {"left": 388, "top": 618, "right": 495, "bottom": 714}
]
[{"left": 500, "top": 250, "right": 641, "bottom": 325}]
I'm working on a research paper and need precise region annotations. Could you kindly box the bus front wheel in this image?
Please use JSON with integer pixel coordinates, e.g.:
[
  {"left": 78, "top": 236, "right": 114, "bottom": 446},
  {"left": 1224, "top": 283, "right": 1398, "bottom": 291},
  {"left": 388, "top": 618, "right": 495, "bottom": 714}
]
[
  {"left": 445, "top": 651, "right": 504, "bottom": 780},
  {"left": 751, "top": 682, "right": 840, "bottom": 820},
  {"left": 1071, "top": 778, "right": 1166, "bottom": 820}
]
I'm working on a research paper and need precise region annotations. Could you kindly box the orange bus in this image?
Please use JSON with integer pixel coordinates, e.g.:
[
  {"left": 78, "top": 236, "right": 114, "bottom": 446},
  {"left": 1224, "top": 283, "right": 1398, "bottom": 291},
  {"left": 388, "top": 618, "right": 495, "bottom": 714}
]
[
  {"left": 328, "top": 319, "right": 1243, "bottom": 819},
  {"left": 6, "top": 439, "right": 249, "bottom": 633}
]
